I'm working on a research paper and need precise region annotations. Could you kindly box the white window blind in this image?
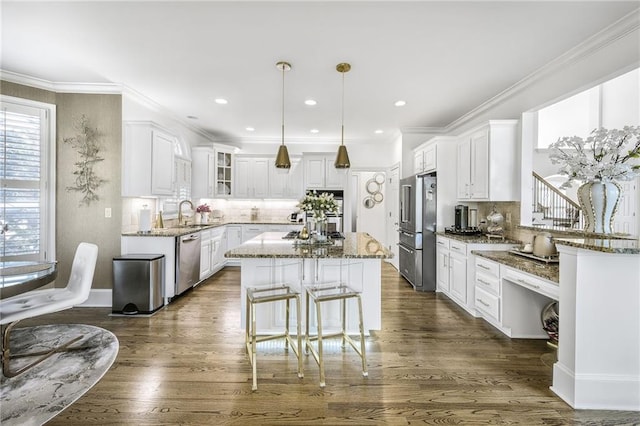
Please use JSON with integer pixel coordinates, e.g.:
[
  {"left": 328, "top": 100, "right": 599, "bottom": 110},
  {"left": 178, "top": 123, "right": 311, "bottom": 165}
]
[{"left": 1, "top": 99, "right": 54, "bottom": 261}]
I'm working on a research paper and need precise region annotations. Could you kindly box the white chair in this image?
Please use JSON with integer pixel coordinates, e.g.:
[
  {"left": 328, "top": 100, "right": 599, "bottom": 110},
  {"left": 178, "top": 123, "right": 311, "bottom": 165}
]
[{"left": 1, "top": 242, "right": 99, "bottom": 377}]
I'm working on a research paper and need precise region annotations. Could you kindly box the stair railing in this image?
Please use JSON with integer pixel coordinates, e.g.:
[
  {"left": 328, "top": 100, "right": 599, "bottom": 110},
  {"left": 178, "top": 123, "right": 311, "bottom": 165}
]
[{"left": 532, "top": 171, "right": 583, "bottom": 229}]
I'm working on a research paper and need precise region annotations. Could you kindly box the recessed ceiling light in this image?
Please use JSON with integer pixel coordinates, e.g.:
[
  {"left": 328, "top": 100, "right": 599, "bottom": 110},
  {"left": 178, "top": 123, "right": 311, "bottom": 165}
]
[
  {"left": 246, "top": 127, "right": 255, "bottom": 132},
  {"left": 310, "top": 129, "right": 319, "bottom": 134},
  {"left": 394, "top": 100, "right": 406, "bottom": 107},
  {"left": 305, "top": 99, "right": 317, "bottom": 106},
  {"left": 187, "top": 115, "right": 198, "bottom": 120},
  {"left": 375, "top": 129, "right": 384, "bottom": 134},
  {"left": 215, "top": 98, "right": 228, "bottom": 105}
]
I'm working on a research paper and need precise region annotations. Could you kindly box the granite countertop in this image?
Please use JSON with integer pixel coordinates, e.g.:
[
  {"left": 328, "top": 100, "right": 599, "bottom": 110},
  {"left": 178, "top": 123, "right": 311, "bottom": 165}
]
[
  {"left": 473, "top": 250, "right": 559, "bottom": 283},
  {"left": 224, "top": 232, "right": 392, "bottom": 259},
  {"left": 122, "top": 220, "right": 301, "bottom": 238},
  {"left": 554, "top": 237, "right": 640, "bottom": 254},
  {"left": 436, "top": 232, "right": 520, "bottom": 245}
]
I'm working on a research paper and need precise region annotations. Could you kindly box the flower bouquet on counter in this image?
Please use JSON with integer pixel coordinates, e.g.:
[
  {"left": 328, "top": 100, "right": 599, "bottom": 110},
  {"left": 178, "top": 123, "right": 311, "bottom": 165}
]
[
  {"left": 196, "top": 204, "right": 211, "bottom": 213},
  {"left": 548, "top": 126, "right": 640, "bottom": 188},
  {"left": 297, "top": 191, "right": 338, "bottom": 221}
]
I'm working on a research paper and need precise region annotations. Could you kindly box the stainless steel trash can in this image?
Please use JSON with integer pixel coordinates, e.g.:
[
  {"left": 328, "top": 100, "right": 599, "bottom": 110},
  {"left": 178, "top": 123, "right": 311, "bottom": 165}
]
[{"left": 112, "top": 254, "right": 165, "bottom": 314}]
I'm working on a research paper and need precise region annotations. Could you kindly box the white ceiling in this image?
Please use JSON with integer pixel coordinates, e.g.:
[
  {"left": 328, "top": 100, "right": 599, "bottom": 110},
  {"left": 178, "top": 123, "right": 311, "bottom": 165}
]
[{"left": 2, "top": 1, "right": 638, "bottom": 146}]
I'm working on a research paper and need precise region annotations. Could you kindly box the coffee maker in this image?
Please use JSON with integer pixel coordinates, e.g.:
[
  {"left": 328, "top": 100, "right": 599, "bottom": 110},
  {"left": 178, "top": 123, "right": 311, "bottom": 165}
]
[{"left": 454, "top": 205, "right": 469, "bottom": 230}]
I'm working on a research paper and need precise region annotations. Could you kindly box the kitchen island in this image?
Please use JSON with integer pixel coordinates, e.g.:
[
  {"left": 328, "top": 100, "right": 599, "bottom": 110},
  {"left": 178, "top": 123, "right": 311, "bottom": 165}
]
[{"left": 225, "top": 232, "right": 392, "bottom": 334}]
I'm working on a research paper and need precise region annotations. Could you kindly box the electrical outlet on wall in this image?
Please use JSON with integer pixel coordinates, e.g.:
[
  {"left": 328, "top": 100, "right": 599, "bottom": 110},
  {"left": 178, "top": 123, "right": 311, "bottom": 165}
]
[
  {"left": 506, "top": 212, "right": 512, "bottom": 223},
  {"left": 105, "top": 207, "right": 112, "bottom": 218}
]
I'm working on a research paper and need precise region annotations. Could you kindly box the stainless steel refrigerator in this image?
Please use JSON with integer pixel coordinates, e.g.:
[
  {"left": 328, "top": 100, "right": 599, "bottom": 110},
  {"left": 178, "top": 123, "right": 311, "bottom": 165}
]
[
  {"left": 421, "top": 173, "right": 437, "bottom": 292},
  {"left": 398, "top": 173, "right": 436, "bottom": 291}
]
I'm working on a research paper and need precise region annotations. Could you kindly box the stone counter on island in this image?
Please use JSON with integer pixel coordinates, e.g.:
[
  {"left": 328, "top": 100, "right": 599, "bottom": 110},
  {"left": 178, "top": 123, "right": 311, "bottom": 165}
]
[
  {"left": 224, "top": 232, "right": 392, "bottom": 259},
  {"left": 225, "top": 232, "right": 391, "bottom": 335}
]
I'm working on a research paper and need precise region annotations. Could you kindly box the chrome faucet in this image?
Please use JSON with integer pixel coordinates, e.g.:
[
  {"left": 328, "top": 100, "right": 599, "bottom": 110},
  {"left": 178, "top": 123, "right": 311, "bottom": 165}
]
[{"left": 178, "top": 200, "right": 194, "bottom": 225}]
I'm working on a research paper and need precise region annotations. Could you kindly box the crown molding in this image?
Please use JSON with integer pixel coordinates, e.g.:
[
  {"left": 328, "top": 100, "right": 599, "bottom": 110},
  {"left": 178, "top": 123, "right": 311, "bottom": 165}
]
[
  {"left": 444, "top": 7, "right": 640, "bottom": 134},
  {"left": 0, "top": 69, "right": 123, "bottom": 94},
  {"left": 400, "top": 127, "right": 447, "bottom": 135}
]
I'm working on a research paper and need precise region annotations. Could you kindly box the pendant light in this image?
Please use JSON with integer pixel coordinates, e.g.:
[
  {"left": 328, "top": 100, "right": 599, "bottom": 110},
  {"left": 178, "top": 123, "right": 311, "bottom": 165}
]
[
  {"left": 334, "top": 62, "right": 351, "bottom": 169},
  {"left": 275, "top": 61, "right": 292, "bottom": 169}
]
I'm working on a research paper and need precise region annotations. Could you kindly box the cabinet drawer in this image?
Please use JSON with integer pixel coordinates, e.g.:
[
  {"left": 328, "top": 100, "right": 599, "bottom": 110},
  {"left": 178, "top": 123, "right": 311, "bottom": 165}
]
[
  {"left": 475, "top": 286, "right": 499, "bottom": 321},
  {"left": 475, "top": 257, "right": 499, "bottom": 277},
  {"left": 436, "top": 236, "right": 450, "bottom": 250},
  {"left": 475, "top": 271, "right": 500, "bottom": 295},
  {"left": 449, "top": 240, "right": 467, "bottom": 256},
  {"left": 501, "top": 267, "right": 559, "bottom": 301}
]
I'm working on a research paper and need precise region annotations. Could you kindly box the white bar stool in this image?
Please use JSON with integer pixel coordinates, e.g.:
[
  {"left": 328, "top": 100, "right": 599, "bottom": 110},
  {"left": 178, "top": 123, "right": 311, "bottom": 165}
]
[
  {"left": 304, "top": 282, "right": 368, "bottom": 388},
  {"left": 245, "top": 284, "right": 303, "bottom": 391}
]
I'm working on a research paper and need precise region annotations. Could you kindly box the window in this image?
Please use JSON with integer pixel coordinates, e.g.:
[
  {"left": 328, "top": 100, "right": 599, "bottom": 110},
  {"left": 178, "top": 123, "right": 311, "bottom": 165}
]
[
  {"left": 536, "top": 67, "right": 640, "bottom": 149},
  {"left": 1, "top": 95, "right": 56, "bottom": 261}
]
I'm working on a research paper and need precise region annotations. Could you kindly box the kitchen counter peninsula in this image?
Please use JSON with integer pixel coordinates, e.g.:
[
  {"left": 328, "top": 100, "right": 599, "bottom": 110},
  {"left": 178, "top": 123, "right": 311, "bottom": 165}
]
[
  {"left": 226, "top": 232, "right": 392, "bottom": 334},
  {"left": 224, "top": 232, "right": 391, "bottom": 259}
]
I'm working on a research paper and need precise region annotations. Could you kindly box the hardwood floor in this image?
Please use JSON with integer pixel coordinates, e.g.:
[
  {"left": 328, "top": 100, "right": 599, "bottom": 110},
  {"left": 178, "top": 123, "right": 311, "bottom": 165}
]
[{"left": 17, "top": 264, "right": 639, "bottom": 425}]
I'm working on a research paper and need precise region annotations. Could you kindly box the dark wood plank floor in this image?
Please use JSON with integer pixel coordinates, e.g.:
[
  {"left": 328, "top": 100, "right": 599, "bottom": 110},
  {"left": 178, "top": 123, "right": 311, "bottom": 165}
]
[{"left": 16, "top": 264, "right": 639, "bottom": 425}]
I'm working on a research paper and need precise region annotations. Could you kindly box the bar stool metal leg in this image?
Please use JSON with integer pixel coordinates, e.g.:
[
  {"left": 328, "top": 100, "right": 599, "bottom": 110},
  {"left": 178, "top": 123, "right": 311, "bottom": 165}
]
[
  {"left": 245, "top": 285, "right": 303, "bottom": 391},
  {"left": 305, "top": 284, "right": 368, "bottom": 388}
]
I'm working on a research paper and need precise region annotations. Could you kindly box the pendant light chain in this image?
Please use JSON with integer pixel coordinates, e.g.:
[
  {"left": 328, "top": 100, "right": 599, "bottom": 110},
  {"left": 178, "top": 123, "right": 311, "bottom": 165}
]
[{"left": 281, "top": 62, "right": 285, "bottom": 146}]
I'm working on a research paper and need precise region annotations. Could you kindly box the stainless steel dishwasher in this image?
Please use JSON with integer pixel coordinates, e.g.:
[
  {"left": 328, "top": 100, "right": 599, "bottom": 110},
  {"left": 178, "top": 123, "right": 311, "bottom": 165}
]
[{"left": 176, "top": 232, "right": 201, "bottom": 296}]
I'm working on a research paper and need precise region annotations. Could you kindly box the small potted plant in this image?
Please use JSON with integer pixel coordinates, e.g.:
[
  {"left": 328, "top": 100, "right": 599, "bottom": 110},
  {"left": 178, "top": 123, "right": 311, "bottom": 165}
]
[{"left": 196, "top": 204, "right": 211, "bottom": 224}]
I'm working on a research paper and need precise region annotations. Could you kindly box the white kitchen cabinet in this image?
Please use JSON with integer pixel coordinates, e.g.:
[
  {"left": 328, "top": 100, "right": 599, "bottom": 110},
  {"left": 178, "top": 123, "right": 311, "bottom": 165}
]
[
  {"left": 304, "top": 154, "right": 345, "bottom": 189},
  {"left": 211, "top": 227, "right": 226, "bottom": 273},
  {"left": 215, "top": 149, "right": 234, "bottom": 197},
  {"left": 413, "top": 143, "right": 438, "bottom": 175},
  {"left": 122, "top": 121, "right": 177, "bottom": 197},
  {"left": 200, "top": 229, "right": 213, "bottom": 279},
  {"left": 474, "top": 256, "right": 556, "bottom": 339},
  {"left": 436, "top": 237, "right": 450, "bottom": 294},
  {"left": 413, "top": 151, "right": 424, "bottom": 175},
  {"left": 200, "top": 226, "right": 227, "bottom": 280},
  {"left": 435, "top": 235, "right": 516, "bottom": 316},
  {"left": 234, "top": 156, "right": 269, "bottom": 198},
  {"left": 448, "top": 241, "right": 468, "bottom": 305},
  {"left": 226, "top": 225, "right": 243, "bottom": 250},
  {"left": 174, "top": 156, "right": 191, "bottom": 200},
  {"left": 456, "top": 120, "right": 519, "bottom": 201},
  {"left": 423, "top": 144, "right": 437, "bottom": 173},
  {"left": 269, "top": 157, "right": 304, "bottom": 199},
  {"left": 191, "top": 146, "right": 216, "bottom": 198},
  {"left": 474, "top": 257, "right": 501, "bottom": 325}
]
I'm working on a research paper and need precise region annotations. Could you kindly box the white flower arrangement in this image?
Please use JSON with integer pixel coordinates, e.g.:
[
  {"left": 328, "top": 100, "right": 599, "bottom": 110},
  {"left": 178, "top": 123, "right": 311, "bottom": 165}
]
[
  {"left": 548, "top": 126, "right": 640, "bottom": 189},
  {"left": 297, "top": 191, "right": 338, "bottom": 221}
]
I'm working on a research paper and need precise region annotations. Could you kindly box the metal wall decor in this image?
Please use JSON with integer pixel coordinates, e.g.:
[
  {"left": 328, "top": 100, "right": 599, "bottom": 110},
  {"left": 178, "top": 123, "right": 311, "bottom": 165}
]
[
  {"left": 64, "top": 115, "right": 107, "bottom": 206},
  {"left": 362, "top": 172, "right": 385, "bottom": 209}
]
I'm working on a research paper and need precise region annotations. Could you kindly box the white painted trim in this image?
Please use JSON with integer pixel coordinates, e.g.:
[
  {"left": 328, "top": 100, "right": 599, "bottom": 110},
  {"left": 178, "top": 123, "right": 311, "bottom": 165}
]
[
  {"left": 445, "top": 8, "right": 640, "bottom": 133},
  {"left": 80, "top": 289, "right": 112, "bottom": 308},
  {"left": 1, "top": 70, "right": 123, "bottom": 94}
]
